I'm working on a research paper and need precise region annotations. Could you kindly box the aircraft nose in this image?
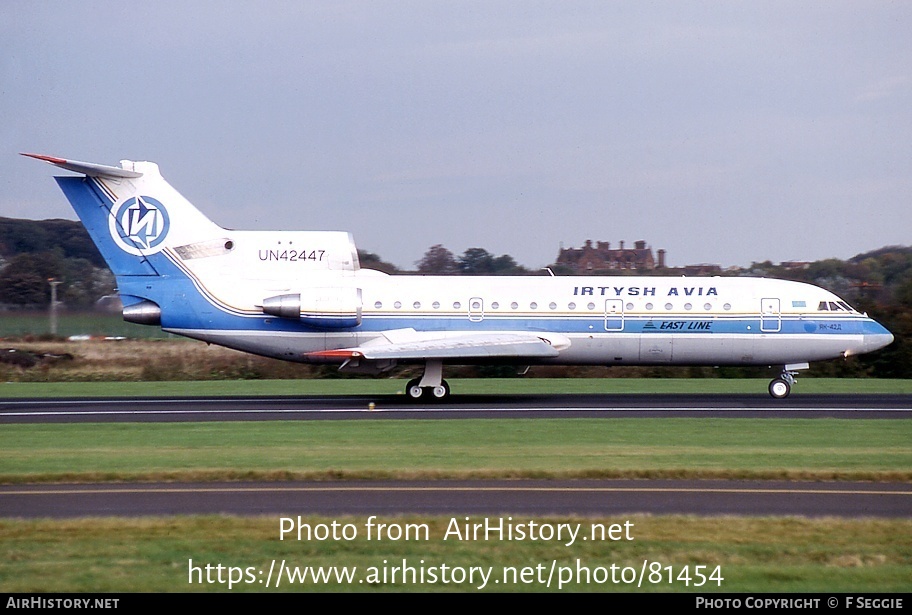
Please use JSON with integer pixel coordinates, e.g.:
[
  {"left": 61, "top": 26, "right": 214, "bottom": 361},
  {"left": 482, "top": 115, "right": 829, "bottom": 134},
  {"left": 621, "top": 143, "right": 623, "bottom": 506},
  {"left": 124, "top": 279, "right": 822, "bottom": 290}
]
[{"left": 863, "top": 320, "right": 894, "bottom": 352}]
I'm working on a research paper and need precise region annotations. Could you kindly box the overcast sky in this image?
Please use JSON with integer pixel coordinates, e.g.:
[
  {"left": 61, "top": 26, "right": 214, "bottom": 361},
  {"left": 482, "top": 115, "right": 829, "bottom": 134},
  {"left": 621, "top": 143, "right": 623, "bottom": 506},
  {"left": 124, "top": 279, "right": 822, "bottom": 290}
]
[{"left": 2, "top": 1, "right": 910, "bottom": 270}]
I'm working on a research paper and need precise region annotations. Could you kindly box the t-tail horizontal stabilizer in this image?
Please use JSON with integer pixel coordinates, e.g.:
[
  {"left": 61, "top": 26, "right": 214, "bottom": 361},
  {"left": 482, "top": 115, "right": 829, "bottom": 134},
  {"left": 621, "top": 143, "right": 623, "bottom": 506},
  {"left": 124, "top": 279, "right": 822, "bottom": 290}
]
[{"left": 21, "top": 153, "right": 143, "bottom": 178}]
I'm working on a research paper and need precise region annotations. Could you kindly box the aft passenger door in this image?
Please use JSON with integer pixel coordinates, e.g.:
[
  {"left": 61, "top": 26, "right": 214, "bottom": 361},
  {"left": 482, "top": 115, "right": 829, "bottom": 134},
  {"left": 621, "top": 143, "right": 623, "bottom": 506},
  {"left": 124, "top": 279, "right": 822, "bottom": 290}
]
[
  {"left": 604, "top": 299, "right": 624, "bottom": 331},
  {"left": 760, "top": 298, "right": 781, "bottom": 332}
]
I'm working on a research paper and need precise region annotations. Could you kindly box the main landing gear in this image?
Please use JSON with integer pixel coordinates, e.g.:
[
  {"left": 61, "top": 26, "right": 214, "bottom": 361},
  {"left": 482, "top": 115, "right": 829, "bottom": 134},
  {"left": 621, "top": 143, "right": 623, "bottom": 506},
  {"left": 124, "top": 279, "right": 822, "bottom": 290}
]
[
  {"left": 405, "top": 359, "right": 451, "bottom": 401},
  {"left": 768, "top": 363, "right": 809, "bottom": 399}
]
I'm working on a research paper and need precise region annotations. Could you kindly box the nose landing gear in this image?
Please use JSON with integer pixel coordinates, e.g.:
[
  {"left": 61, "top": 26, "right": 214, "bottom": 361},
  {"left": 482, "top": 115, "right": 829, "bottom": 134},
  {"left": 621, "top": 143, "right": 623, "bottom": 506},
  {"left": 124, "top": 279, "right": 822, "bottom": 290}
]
[
  {"left": 768, "top": 363, "right": 809, "bottom": 399},
  {"left": 768, "top": 376, "right": 792, "bottom": 399}
]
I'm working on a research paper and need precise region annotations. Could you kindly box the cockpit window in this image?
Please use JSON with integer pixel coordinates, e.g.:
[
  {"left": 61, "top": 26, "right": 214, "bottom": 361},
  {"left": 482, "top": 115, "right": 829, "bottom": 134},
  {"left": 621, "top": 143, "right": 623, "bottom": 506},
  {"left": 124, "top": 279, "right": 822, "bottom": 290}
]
[{"left": 818, "top": 300, "right": 857, "bottom": 313}]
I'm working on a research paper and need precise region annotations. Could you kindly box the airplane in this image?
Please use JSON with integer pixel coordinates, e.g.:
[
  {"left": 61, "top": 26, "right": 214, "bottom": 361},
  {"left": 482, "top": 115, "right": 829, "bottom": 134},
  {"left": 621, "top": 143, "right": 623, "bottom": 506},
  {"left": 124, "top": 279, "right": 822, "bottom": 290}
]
[{"left": 24, "top": 152, "right": 894, "bottom": 400}]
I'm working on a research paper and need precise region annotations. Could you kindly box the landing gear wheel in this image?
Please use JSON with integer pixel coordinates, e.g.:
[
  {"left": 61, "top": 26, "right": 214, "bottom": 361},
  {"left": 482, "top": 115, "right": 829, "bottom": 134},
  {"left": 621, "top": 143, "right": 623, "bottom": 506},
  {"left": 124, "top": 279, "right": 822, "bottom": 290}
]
[
  {"left": 769, "top": 378, "right": 791, "bottom": 399},
  {"left": 406, "top": 378, "right": 425, "bottom": 400},
  {"left": 430, "top": 380, "right": 450, "bottom": 401}
]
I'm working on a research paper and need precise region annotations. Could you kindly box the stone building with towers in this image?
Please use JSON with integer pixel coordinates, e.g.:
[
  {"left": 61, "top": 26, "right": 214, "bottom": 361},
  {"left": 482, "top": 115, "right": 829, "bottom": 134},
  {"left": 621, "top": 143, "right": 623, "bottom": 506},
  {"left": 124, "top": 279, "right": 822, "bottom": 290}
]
[{"left": 555, "top": 239, "right": 667, "bottom": 272}]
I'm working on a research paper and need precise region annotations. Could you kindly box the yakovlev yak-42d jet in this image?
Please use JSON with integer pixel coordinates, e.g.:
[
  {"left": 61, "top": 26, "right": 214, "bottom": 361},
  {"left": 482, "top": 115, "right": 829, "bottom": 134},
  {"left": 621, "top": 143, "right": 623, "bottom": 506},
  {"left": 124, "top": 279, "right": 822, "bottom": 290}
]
[{"left": 25, "top": 153, "right": 894, "bottom": 400}]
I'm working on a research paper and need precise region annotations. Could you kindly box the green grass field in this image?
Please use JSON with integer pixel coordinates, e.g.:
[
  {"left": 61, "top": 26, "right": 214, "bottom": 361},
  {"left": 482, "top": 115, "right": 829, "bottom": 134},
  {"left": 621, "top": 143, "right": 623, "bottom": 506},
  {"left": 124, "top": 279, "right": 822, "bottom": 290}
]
[
  {"left": 1, "top": 417, "right": 910, "bottom": 483},
  {"left": 0, "top": 312, "right": 174, "bottom": 339}
]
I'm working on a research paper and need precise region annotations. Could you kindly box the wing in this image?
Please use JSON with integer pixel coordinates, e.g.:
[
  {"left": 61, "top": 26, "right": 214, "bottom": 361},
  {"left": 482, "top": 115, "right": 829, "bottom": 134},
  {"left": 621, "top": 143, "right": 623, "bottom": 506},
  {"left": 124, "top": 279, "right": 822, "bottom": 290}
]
[{"left": 308, "top": 329, "right": 570, "bottom": 361}]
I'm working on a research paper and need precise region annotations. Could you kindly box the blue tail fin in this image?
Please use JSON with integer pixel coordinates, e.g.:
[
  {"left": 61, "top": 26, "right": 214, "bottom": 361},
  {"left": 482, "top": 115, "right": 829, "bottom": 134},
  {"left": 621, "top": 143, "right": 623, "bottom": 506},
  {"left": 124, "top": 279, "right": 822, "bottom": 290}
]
[
  {"left": 26, "top": 153, "right": 365, "bottom": 331},
  {"left": 55, "top": 175, "right": 164, "bottom": 276},
  {"left": 24, "top": 153, "right": 224, "bottom": 278},
  {"left": 25, "top": 153, "right": 230, "bottom": 324}
]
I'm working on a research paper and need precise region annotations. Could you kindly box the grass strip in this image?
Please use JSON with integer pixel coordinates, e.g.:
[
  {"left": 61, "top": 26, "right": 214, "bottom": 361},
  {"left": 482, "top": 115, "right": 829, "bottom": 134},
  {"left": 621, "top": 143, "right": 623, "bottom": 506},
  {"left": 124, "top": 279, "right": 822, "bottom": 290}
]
[
  {"left": 1, "top": 515, "right": 909, "bottom": 592},
  {"left": 2, "top": 418, "right": 910, "bottom": 484}
]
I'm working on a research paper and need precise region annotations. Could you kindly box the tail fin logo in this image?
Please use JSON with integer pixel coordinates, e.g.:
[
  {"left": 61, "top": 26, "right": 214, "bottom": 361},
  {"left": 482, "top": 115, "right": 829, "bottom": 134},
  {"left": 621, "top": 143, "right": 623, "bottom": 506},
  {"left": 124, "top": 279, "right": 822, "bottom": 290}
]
[{"left": 108, "top": 196, "right": 171, "bottom": 255}]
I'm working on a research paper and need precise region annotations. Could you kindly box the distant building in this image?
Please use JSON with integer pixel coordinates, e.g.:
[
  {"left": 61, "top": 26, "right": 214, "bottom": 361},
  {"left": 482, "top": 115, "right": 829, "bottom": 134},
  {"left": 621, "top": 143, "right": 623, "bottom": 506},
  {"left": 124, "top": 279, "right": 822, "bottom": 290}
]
[
  {"left": 680, "top": 264, "right": 723, "bottom": 276},
  {"left": 556, "top": 240, "right": 665, "bottom": 272}
]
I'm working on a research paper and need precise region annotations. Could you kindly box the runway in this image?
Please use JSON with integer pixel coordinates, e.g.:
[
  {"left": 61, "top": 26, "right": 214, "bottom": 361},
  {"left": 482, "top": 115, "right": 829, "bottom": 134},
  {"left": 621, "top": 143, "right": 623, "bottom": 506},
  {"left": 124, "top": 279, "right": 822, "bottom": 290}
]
[
  {"left": 2, "top": 480, "right": 910, "bottom": 519},
  {"left": 1, "top": 393, "right": 910, "bottom": 423},
  {"left": 2, "top": 393, "right": 909, "bottom": 519}
]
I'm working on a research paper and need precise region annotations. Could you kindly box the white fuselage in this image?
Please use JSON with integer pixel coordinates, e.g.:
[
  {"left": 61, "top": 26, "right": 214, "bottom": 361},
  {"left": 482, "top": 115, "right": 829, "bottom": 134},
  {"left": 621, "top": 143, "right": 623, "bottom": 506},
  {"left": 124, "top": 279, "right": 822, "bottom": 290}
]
[{"left": 165, "top": 266, "right": 892, "bottom": 368}]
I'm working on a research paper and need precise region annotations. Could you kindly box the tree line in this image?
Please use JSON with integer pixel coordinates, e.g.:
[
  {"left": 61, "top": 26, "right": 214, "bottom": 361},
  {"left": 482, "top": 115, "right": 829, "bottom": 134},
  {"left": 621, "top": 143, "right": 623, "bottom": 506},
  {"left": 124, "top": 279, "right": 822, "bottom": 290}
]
[{"left": 0, "top": 218, "right": 112, "bottom": 308}]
